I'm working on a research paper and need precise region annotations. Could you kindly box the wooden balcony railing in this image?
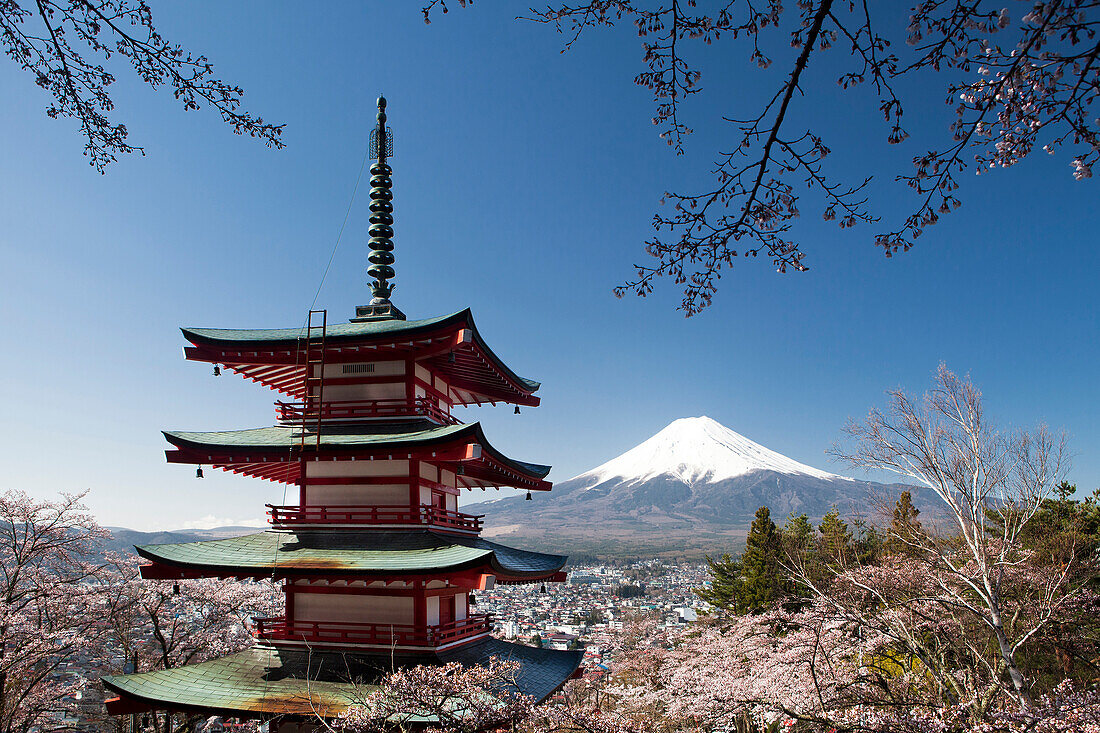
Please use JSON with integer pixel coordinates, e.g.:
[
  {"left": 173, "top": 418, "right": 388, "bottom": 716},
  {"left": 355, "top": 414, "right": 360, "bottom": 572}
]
[
  {"left": 252, "top": 614, "right": 492, "bottom": 647},
  {"left": 275, "top": 397, "right": 459, "bottom": 425},
  {"left": 266, "top": 504, "right": 483, "bottom": 532}
]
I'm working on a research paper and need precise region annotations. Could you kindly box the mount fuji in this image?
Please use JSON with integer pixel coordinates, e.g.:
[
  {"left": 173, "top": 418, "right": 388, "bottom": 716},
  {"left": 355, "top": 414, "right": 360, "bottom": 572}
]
[{"left": 476, "top": 417, "right": 918, "bottom": 554}]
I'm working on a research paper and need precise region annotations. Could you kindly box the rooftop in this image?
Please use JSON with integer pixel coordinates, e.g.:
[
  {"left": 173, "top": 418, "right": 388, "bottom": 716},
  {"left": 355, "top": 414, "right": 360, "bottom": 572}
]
[
  {"left": 163, "top": 420, "right": 552, "bottom": 489},
  {"left": 182, "top": 309, "right": 540, "bottom": 403},
  {"left": 102, "top": 639, "right": 583, "bottom": 718},
  {"left": 136, "top": 529, "right": 567, "bottom": 581}
]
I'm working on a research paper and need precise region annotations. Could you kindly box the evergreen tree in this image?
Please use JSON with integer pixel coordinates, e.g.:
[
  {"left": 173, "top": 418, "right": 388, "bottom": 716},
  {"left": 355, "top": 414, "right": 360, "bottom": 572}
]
[
  {"left": 1022, "top": 482, "right": 1100, "bottom": 574},
  {"left": 781, "top": 513, "right": 814, "bottom": 560},
  {"left": 891, "top": 491, "right": 922, "bottom": 533},
  {"left": 852, "top": 516, "right": 883, "bottom": 565},
  {"left": 739, "top": 506, "right": 781, "bottom": 613},
  {"left": 889, "top": 491, "right": 923, "bottom": 555},
  {"left": 697, "top": 553, "right": 743, "bottom": 612},
  {"left": 817, "top": 509, "right": 853, "bottom": 566},
  {"left": 780, "top": 513, "right": 816, "bottom": 602}
]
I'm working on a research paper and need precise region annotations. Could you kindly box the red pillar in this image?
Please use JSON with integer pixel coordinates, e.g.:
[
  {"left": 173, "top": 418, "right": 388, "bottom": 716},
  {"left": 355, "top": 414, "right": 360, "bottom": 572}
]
[
  {"left": 298, "top": 454, "right": 308, "bottom": 507},
  {"left": 284, "top": 584, "right": 295, "bottom": 624},
  {"left": 413, "top": 580, "right": 427, "bottom": 638}
]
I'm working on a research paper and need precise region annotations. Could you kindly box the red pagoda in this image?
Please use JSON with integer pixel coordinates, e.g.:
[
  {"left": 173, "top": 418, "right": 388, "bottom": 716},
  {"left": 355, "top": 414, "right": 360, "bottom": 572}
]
[{"left": 102, "top": 97, "right": 582, "bottom": 724}]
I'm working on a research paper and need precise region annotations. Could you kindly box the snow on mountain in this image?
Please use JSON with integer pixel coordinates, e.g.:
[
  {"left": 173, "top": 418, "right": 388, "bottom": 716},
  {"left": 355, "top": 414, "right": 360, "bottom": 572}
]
[
  {"left": 574, "top": 416, "right": 848, "bottom": 487},
  {"left": 475, "top": 415, "right": 922, "bottom": 546}
]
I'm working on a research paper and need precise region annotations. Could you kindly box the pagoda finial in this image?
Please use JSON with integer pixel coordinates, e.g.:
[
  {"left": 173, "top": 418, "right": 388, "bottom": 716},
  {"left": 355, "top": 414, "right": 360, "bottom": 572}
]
[{"left": 352, "top": 94, "right": 406, "bottom": 322}]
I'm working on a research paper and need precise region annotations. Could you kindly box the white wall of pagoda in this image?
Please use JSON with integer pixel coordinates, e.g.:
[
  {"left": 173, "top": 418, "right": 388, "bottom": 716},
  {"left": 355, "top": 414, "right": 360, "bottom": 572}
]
[
  {"left": 293, "top": 593, "right": 415, "bottom": 626},
  {"left": 302, "top": 460, "right": 409, "bottom": 506},
  {"left": 426, "top": 595, "right": 438, "bottom": 625},
  {"left": 302, "top": 360, "right": 462, "bottom": 409},
  {"left": 285, "top": 581, "right": 471, "bottom": 631},
  {"left": 309, "top": 360, "right": 406, "bottom": 402},
  {"left": 299, "top": 459, "right": 458, "bottom": 510},
  {"left": 455, "top": 593, "right": 467, "bottom": 621}
]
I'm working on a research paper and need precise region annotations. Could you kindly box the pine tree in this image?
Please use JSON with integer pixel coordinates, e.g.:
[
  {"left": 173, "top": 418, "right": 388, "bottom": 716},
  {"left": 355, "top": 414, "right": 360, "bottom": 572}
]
[
  {"left": 739, "top": 506, "right": 781, "bottom": 613},
  {"left": 1055, "top": 480, "right": 1076, "bottom": 502},
  {"left": 817, "top": 509, "right": 853, "bottom": 566},
  {"left": 697, "top": 553, "right": 743, "bottom": 613},
  {"left": 852, "top": 516, "right": 883, "bottom": 565},
  {"left": 891, "top": 491, "right": 922, "bottom": 533},
  {"left": 779, "top": 513, "right": 815, "bottom": 602},
  {"left": 889, "top": 491, "right": 923, "bottom": 555},
  {"left": 781, "top": 513, "right": 813, "bottom": 560}
]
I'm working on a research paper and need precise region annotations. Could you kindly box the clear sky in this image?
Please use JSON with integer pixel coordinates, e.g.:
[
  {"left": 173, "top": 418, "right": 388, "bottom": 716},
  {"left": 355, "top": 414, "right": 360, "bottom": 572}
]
[{"left": 0, "top": 2, "right": 1096, "bottom": 530}]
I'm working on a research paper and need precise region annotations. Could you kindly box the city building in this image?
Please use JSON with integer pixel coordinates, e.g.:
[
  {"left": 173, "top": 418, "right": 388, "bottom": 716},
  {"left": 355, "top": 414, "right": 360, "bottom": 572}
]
[{"left": 101, "top": 97, "right": 583, "bottom": 727}]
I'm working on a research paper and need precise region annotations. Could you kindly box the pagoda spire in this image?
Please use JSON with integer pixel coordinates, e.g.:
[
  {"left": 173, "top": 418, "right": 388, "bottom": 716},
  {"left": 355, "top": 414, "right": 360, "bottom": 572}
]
[{"left": 353, "top": 94, "right": 406, "bottom": 322}]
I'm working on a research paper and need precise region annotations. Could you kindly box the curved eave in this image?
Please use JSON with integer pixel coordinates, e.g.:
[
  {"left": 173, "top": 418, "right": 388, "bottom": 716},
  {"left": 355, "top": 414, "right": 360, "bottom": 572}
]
[
  {"left": 181, "top": 308, "right": 540, "bottom": 404},
  {"left": 162, "top": 421, "right": 552, "bottom": 489},
  {"left": 134, "top": 533, "right": 493, "bottom": 578},
  {"left": 478, "top": 537, "right": 567, "bottom": 582},
  {"left": 452, "top": 310, "right": 542, "bottom": 396},
  {"left": 102, "top": 641, "right": 583, "bottom": 719},
  {"left": 466, "top": 422, "right": 551, "bottom": 482},
  {"left": 101, "top": 647, "right": 361, "bottom": 719},
  {"left": 181, "top": 310, "right": 469, "bottom": 349},
  {"left": 133, "top": 531, "right": 567, "bottom": 582},
  {"left": 162, "top": 421, "right": 472, "bottom": 453}
]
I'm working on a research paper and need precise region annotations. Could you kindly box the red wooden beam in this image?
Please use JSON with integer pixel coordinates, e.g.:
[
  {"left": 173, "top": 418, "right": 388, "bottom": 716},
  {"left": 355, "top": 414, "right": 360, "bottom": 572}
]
[
  {"left": 410, "top": 328, "right": 473, "bottom": 361},
  {"left": 443, "top": 374, "right": 541, "bottom": 407},
  {"left": 284, "top": 584, "right": 464, "bottom": 598},
  {"left": 139, "top": 563, "right": 269, "bottom": 581},
  {"left": 105, "top": 696, "right": 154, "bottom": 715}
]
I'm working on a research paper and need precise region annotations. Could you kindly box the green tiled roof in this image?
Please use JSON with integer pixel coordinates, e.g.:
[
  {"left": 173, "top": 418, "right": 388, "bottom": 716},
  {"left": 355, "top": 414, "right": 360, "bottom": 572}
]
[
  {"left": 165, "top": 421, "right": 468, "bottom": 449},
  {"left": 440, "top": 638, "right": 584, "bottom": 702},
  {"left": 103, "top": 647, "right": 360, "bottom": 718},
  {"left": 101, "top": 640, "right": 583, "bottom": 718},
  {"left": 136, "top": 530, "right": 567, "bottom": 579},
  {"left": 163, "top": 421, "right": 552, "bottom": 480},
  {"left": 183, "top": 311, "right": 463, "bottom": 345},
  {"left": 182, "top": 308, "right": 540, "bottom": 393}
]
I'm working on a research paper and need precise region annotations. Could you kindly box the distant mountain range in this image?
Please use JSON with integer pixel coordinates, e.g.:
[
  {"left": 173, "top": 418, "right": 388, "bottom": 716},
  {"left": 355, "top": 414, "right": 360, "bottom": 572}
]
[
  {"left": 106, "top": 417, "right": 927, "bottom": 561},
  {"left": 473, "top": 416, "right": 927, "bottom": 559},
  {"left": 103, "top": 526, "right": 261, "bottom": 557}
]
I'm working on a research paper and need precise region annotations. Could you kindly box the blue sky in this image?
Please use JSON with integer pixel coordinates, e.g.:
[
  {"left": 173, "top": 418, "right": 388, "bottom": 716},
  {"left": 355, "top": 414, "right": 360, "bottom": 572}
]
[{"left": 0, "top": 2, "right": 1095, "bottom": 530}]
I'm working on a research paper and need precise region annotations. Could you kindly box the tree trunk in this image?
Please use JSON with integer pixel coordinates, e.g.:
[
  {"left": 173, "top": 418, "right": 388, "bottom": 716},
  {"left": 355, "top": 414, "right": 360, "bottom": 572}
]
[{"left": 990, "top": 610, "right": 1033, "bottom": 710}]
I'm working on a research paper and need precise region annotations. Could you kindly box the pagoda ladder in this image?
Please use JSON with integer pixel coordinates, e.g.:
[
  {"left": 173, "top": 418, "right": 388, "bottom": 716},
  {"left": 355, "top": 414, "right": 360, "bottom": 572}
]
[{"left": 300, "top": 309, "right": 327, "bottom": 452}]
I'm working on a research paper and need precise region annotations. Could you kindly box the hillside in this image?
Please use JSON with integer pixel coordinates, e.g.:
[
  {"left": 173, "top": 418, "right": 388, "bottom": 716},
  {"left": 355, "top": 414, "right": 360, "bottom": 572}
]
[{"left": 473, "top": 416, "right": 927, "bottom": 559}]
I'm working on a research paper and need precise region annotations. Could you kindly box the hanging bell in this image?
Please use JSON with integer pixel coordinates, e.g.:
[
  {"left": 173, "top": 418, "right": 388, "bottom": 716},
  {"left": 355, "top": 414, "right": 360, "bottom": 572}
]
[
  {"left": 514, "top": 405, "right": 520, "bottom": 415},
  {"left": 196, "top": 466, "right": 204, "bottom": 479},
  {"left": 213, "top": 364, "right": 221, "bottom": 376},
  {"left": 172, "top": 582, "right": 180, "bottom": 596},
  {"left": 525, "top": 491, "right": 532, "bottom": 501},
  {"left": 540, "top": 583, "right": 547, "bottom": 594},
  {"left": 448, "top": 351, "right": 455, "bottom": 364},
  {"left": 468, "top": 593, "right": 476, "bottom": 606},
  {"left": 455, "top": 465, "right": 465, "bottom": 476}
]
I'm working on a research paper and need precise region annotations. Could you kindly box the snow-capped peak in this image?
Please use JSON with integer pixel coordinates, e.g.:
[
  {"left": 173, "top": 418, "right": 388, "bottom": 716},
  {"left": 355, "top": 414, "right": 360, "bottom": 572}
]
[{"left": 572, "top": 416, "right": 848, "bottom": 486}]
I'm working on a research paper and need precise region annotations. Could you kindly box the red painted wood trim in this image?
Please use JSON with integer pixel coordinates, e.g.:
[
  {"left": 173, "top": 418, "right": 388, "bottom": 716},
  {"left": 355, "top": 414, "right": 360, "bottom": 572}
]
[
  {"left": 285, "top": 584, "right": 462, "bottom": 598},
  {"left": 299, "top": 454, "right": 308, "bottom": 507},
  {"left": 167, "top": 444, "right": 476, "bottom": 464},
  {"left": 296, "top": 476, "right": 416, "bottom": 486},
  {"left": 314, "top": 375, "right": 407, "bottom": 386},
  {"left": 105, "top": 696, "right": 154, "bottom": 715}
]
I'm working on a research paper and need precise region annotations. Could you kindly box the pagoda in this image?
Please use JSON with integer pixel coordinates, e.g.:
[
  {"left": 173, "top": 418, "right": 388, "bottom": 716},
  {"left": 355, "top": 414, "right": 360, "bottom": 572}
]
[{"left": 102, "top": 98, "right": 582, "bottom": 725}]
